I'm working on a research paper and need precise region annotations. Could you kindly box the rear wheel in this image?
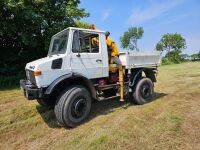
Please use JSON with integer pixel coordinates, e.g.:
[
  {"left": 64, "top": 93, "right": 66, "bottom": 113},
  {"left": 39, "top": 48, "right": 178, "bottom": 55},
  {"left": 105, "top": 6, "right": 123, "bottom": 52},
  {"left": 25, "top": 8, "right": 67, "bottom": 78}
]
[
  {"left": 54, "top": 85, "right": 91, "bottom": 127},
  {"left": 133, "top": 78, "right": 154, "bottom": 105}
]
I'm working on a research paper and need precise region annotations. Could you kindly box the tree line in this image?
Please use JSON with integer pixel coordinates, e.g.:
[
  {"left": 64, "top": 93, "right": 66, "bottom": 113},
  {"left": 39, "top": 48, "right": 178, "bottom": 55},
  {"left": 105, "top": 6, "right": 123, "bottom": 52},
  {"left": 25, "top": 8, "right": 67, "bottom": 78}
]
[
  {"left": 120, "top": 27, "right": 199, "bottom": 64},
  {"left": 0, "top": 0, "right": 89, "bottom": 88},
  {"left": 0, "top": 0, "right": 198, "bottom": 88}
]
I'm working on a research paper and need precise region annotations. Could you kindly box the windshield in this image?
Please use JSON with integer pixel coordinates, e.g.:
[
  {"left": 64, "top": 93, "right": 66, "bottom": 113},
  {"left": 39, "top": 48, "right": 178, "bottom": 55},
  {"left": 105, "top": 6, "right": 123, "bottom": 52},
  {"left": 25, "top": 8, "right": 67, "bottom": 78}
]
[{"left": 48, "top": 29, "right": 69, "bottom": 55}]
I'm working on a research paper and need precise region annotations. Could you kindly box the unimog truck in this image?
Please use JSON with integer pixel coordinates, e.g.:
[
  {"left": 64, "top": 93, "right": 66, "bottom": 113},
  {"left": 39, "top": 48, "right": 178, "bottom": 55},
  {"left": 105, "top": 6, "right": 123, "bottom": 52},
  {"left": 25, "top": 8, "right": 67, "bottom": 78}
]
[{"left": 20, "top": 27, "right": 161, "bottom": 127}]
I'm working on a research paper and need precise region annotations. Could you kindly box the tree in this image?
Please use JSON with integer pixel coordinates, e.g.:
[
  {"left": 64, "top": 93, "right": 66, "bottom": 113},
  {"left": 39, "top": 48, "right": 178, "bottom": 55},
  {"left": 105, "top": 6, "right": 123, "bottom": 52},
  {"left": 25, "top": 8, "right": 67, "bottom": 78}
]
[
  {"left": 75, "top": 20, "right": 90, "bottom": 29},
  {"left": 191, "top": 50, "right": 200, "bottom": 61},
  {"left": 156, "top": 33, "right": 186, "bottom": 64},
  {"left": 156, "top": 33, "right": 186, "bottom": 52},
  {"left": 120, "top": 27, "right": 144, "bottom": 51},
  {"left": 0, "top": 0, "right": 89, "bottom": 86}
]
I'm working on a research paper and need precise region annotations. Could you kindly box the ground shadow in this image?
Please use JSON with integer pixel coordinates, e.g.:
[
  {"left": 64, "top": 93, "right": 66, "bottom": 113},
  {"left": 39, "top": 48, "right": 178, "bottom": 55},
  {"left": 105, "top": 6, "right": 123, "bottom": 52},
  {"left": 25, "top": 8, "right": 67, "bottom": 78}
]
[
  {"left": 152, "top": 92, "right": 167, "bottom": 101},
  {"left": 36, "top": 105, "right": 62, "bottom": 128},
  {"left": 36, "top": 92, "right": 167, "bottom": 129}
]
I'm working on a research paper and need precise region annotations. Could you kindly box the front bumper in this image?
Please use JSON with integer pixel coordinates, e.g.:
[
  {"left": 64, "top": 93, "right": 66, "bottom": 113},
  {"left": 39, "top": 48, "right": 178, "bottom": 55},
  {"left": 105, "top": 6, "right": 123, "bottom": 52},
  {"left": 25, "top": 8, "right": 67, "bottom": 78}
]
[{"left": 20, "top": 79, "right": 43, "bottom": 100}]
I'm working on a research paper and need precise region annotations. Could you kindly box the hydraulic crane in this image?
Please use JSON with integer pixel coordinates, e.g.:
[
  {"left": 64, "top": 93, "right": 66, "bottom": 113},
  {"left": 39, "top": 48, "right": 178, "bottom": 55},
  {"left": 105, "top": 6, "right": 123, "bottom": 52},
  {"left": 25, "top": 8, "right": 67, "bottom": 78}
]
[{"left": 90, "top": 24, "right": 124, "bottom": 101}]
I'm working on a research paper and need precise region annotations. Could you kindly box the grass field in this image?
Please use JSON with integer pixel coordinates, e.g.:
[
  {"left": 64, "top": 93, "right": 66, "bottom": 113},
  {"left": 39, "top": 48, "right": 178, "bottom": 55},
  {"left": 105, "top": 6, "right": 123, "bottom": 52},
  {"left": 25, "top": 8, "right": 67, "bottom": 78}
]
[{"left": 0, "top": 62, "right": 200, "bottom": 150}]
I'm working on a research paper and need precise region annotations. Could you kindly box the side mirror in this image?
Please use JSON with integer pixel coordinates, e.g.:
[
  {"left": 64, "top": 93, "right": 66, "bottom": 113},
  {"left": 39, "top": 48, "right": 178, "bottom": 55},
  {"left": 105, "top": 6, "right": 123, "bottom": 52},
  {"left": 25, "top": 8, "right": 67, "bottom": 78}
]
[
  {"left": 73, "top": 30, "right": 83, "bottom": 57},
  {"left": 55, "top": 44, "right": 59, "bottom": 51},
  {"left": 77, "top": 30, "right": 83, "bottom": 57}
]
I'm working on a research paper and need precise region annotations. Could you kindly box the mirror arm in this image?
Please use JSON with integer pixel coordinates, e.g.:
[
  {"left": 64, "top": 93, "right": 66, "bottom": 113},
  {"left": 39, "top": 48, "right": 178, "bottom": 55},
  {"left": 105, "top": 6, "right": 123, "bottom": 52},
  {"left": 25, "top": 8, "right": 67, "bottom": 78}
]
[
  {"left": 76, "top": 53, "right": 81, "bottom": 57},
  {"left": 77, "top": 31, "right": 81, "bottom": 57}
]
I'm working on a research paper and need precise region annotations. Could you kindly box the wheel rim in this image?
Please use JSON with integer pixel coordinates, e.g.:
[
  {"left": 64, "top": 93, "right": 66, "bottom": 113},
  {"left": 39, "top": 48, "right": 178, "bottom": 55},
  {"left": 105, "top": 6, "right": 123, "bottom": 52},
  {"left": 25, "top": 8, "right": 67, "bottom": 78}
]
[
  {"left": 140, "top": 83, "right": 151, "bottom": 99},
  {"left": 71, "top": 97, "right": 87, "bottom": 119}
]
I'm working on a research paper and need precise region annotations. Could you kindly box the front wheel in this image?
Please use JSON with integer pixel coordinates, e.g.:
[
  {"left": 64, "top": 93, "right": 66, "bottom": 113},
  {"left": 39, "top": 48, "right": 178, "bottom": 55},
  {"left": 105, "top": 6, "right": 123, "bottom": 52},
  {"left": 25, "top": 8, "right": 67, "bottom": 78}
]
[
  {"left": 54, "top": 86, "right": 91, "bottom": 127},
  {"left": 37, "top": 98, "right": 55, "bottom": 107},
  {"left": 133, "top": 78, "right": 154, "bottom": 105}
]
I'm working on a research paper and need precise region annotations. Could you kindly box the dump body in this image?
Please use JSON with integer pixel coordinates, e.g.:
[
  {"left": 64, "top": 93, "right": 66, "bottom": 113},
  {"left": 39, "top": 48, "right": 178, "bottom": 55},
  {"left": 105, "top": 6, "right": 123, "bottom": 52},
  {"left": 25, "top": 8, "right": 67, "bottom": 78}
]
[{"left": 119, "top": 51, "right": 161, "bottom": 68}]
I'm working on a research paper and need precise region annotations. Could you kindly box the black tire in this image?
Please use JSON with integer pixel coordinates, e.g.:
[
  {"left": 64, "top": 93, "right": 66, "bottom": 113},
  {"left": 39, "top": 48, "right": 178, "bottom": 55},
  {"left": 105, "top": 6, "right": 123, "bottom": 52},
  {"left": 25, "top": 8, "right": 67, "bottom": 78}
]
[
  {"left": 37, "top": 98, "right": 56, "bottom": 107},
  {"left": 133, "top": 78, "right": 154, "bottom": 105},
  {"left": 54, "top": 85, "right": 91, "bottom": 127}
]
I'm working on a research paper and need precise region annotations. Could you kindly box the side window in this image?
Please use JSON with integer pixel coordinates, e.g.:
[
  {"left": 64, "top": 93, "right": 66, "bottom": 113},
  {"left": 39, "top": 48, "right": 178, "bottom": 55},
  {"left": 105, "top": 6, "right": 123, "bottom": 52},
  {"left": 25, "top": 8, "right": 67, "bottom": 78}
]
[
  {"left": 72, "top": 30, "right": 99, "bottom": 53},
  {"left": 72, "top": 30, "right": 80, "bottom": 53},
  {"left": 90, "top": 34, "right": 99, "bottom": 53}
]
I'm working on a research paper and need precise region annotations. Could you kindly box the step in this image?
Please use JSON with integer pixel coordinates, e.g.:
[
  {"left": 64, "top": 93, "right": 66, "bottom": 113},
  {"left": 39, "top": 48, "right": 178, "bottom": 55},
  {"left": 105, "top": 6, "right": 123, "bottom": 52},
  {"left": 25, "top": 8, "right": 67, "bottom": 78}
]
[{"left": 97, "top": 95, "right": 120, "bottom": 101}]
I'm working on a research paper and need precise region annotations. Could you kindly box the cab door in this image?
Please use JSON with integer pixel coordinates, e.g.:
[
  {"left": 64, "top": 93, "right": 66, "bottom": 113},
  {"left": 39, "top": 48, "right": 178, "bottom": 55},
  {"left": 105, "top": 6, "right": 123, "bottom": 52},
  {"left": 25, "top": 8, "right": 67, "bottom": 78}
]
[{"left": 70, "top": 30, "right": 103, "bottom": 79}]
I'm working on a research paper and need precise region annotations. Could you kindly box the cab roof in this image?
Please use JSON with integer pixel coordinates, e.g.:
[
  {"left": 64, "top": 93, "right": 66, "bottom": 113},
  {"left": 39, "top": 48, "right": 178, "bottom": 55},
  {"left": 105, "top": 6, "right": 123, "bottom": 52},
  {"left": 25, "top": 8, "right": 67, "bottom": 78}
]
[
  {"left": 54, "top": 27, "right": 106, "bottom": 37},
  {"left": 69, "top": 27, "right": 106, "bottom": 34}
]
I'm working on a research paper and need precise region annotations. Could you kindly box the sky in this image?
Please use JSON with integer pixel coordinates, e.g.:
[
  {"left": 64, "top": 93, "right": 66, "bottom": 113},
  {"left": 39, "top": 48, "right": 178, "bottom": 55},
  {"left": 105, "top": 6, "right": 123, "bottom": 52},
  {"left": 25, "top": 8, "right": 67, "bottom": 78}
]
[{"left": 79, "top": 0, "right": 200, "bottom": 55}]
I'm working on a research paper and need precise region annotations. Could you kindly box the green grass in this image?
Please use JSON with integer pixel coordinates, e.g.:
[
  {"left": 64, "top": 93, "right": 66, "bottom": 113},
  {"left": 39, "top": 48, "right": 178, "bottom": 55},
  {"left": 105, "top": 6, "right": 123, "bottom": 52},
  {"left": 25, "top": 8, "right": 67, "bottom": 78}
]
[{"left": 0, "top": 62, "right": 200, "bottom": 150}]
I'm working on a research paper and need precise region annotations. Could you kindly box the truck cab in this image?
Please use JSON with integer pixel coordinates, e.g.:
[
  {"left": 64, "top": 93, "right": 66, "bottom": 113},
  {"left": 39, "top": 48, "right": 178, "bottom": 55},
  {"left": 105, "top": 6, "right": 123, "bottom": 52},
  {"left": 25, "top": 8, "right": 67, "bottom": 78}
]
[
  {"left": 20, "top": 27, "right": 161, "bottom": 127},
  {"left": 24, "top": 28, "right": 108, "bottom": 88}
]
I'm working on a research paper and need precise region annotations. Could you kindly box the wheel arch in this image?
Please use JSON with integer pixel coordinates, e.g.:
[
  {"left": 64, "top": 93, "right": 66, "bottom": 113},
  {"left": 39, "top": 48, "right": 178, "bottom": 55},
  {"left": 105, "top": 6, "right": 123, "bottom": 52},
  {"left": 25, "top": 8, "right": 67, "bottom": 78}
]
[
  {"left": 131, "top": 68, "right": 157, "bottom": 89},
  {"left": 45, "top": 73, "right": 96, "bottom": 99},
  {"left": 143, "top": 69, "right": 157, "bottom": 83}
]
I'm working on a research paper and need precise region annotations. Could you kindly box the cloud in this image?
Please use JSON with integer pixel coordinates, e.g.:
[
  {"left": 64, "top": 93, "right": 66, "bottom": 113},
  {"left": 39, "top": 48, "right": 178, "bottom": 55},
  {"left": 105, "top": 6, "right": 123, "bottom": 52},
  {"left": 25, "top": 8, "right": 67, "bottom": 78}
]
[
  {"left": 101, "top": 10, "right": 110, "bottom": 21},
  {"left": 128, "top": 0, "right": 184, "bottom": 24},
  {"left": 175, "top": 34, "right": 200, "bottom": 54},
  {"left": 186, "top": 35, "right": 199, "bottom": 44},
  {"left": 185, "top": 35, "right": 200, "bottom": 48}
]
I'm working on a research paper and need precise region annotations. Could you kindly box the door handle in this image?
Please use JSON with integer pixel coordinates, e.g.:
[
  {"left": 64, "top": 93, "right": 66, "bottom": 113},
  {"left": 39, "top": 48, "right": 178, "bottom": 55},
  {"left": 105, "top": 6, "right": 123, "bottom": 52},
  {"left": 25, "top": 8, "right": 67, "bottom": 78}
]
[{"left": 96, "top": 59, "right": 102, "bottom": 63}]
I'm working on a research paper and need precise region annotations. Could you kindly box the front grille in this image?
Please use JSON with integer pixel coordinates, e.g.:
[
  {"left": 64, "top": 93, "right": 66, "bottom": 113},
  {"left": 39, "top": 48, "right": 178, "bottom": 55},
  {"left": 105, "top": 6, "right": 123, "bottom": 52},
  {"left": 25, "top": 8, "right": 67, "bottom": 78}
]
[{"left": 26, "top": 69, "right": 36, "bottom": 85}]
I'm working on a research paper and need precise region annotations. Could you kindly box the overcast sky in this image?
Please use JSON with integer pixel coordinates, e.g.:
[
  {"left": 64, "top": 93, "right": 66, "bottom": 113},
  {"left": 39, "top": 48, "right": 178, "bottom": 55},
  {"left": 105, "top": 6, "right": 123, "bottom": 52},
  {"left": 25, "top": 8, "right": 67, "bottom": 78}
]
[{"left": 80, "top": 0, "right": 200, "bottom": 55}]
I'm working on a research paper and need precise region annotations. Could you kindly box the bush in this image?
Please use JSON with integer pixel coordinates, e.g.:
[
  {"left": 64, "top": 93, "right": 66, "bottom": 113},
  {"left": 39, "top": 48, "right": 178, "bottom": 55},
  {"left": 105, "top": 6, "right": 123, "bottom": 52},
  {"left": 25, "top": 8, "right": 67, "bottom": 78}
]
[
  {"left": 161, "top": 57, "right": 175, "bottom": 65},
  {"left": 0, "top": 73, "right": 25, "bottom": 89},
  {"left": 162, "top": 51, "right": 184, "bottom": 65}
]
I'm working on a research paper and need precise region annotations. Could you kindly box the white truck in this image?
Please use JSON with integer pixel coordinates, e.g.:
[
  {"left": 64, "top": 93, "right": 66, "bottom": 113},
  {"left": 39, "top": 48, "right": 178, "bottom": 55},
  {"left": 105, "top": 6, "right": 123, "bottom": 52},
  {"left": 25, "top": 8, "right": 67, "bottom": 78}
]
[{"left": 20, "top": 27, "right": 161, "bottom": 127}]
